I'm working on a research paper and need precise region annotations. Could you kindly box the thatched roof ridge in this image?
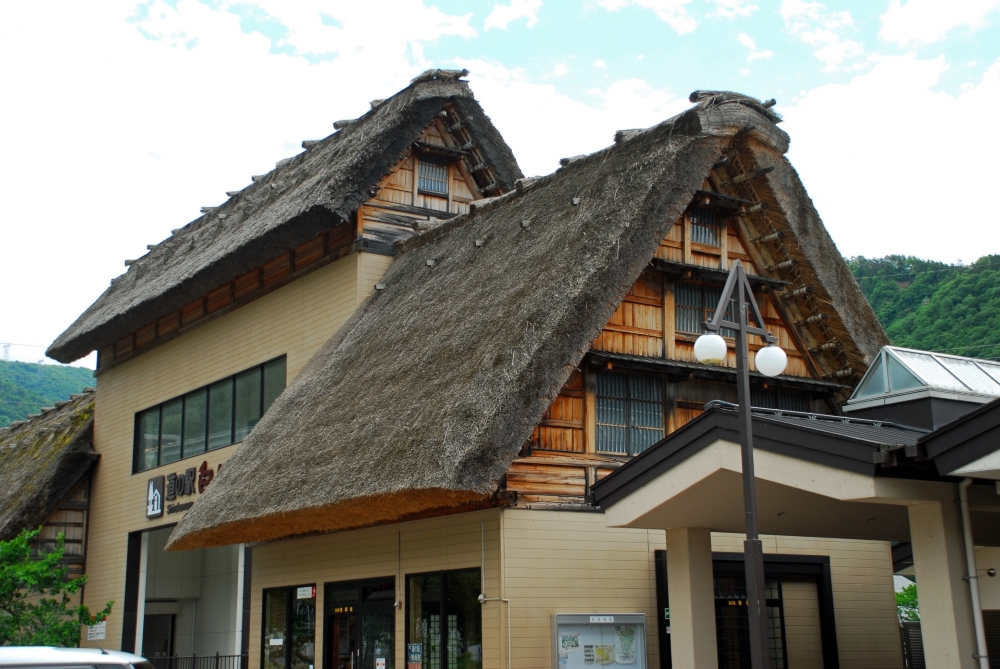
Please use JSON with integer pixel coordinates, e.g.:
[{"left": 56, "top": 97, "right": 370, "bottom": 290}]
[
  {"left": 0, "top": 390, "right": 97, "bottom": 540},
  {"left": 47, "top": 71, "right": 522, "bottom": 363},
  {"left": 166, "top": 91, "right": 878, "bottom": 550}
]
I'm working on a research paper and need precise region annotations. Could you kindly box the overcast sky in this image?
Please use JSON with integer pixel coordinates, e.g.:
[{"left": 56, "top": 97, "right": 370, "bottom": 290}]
[{"left": 2, "top": 0, "right": 999, "bottom": 369}]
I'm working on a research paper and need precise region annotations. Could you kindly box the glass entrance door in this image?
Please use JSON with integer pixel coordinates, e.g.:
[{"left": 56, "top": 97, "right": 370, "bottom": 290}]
[{"left": 324, "top": 578, "right": 395, "bottom": 669}]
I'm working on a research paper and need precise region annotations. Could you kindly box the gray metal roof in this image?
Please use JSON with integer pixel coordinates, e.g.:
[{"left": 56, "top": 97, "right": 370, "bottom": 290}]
[
  {"left": 706, "top": 401, "right": 927, "bottom": 447},
  {"left": 849, "top": 346, "right": 1000, "bottom": 401}
]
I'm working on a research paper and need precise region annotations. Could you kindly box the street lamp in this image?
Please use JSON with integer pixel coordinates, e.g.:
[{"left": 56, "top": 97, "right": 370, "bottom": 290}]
[{"left": 694, "top": 259, "right": 786, "bottom": 669}]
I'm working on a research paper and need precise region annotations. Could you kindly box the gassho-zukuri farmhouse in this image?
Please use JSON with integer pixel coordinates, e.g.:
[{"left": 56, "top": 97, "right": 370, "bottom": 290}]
[{"left": 3, "top": 69, "right": 997, "bottom": 669}]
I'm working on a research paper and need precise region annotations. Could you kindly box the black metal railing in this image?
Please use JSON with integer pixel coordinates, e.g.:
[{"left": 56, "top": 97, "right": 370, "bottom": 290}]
[{"left": 147, "top": 651, "right": 247, "bottom": 669}]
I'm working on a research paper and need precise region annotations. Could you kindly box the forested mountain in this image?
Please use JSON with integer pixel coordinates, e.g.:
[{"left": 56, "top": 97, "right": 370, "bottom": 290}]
[
  {"left": 0, "top": 361, "right": 94, "bottom": 427},
  {"left": 848, "top": 254, "right": 1000, "bottom": 362}
]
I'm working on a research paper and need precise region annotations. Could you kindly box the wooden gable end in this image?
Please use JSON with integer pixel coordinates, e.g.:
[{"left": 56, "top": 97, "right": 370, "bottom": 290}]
[
  {"left": 359, "top": 120, "right": 486, "bottom": 254},
  {"left": 507, "top": 171, "right": 851, "bottom": 509},
  {"left": 98, "top": 115, "right": 503, "bottom": 371},
  {"left": 592, "top": 187, "right": 817, "bottom": 380}
]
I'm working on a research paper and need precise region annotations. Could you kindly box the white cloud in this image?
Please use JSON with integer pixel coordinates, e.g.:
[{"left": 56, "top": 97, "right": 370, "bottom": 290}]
[
  {"left": 453, "top": 59, "right": 689, "bottom": 175},
  {"left": 594, "top": 59, "right": 607, "bottom": 68},
  {"left": 553, "top": 63, "right": 569, "bottom": 76},
  {"left": 737, "top": 32, "right": 773, "bottom": 61},
  {"left": 782, "top": 54, "right": 1000, "bottom": 262},
  {"left": 597, "top": 0, "right": 697, "bottom": 35},
  {"left": 0, "top": 0, "right": 476, "bottom": 366},
  {"left": 484, "top": 0, "right": 542, "bottom": 30},
  {"left": 880, "top": 0, "right": 1000, "bottom": 47},
  {"left": 781, "top": 0, "right": 863, "bottom": 71},
  {"left": 709, "top": 0, "right": 760, "bottom": 19}
]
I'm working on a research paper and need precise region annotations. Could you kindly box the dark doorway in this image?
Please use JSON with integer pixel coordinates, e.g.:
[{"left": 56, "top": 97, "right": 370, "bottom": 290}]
[
  {"left": 323, "top": 578, "right": 395, "bottom": 669},
  {"left": 653, "top": 551, "right": 839, "bottom": 669},
  {"left": 142, "top": 613, "right": 175, "bottom": 659}
]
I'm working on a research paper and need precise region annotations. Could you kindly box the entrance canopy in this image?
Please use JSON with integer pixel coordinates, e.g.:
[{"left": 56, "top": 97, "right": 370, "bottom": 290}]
[{"left": 591, "top": 402, "right": 1000, "bottom": 545}]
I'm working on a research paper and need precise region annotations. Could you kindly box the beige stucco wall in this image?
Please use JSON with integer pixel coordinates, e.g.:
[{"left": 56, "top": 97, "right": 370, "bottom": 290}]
[
  {"left": 500, "top": 512, "right": 901, "bottom": 669},
  {"left": 976, "top": 546, "right": 1000, "bottom": 610},
  {"left": 81, "top": 252, "right": 393, "bottom": 650},
  {"left": 713, "top": 534, "right": 902, "bottom": 669},
  {"left": 249, "top": 509, "right": 503, "bottom": 669}
]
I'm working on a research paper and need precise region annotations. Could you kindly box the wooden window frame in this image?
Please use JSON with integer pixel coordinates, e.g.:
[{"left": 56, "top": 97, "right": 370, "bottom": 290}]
[{"left": 594, "top": 370, "right": 666, "bottom": 456}]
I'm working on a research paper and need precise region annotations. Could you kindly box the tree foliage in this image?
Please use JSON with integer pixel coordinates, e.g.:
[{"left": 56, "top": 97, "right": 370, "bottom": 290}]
[
  {"left": 0, "top": 361, "right": 94, "bottom": 428},
  {"left": 895, "top": 582, "right": 919, "bottom": 622},
  {"left": 848, "top": 255, "right": 1000, "bottom": 361},
  {"left": 0, "top": 528, "right": 113, "bottom": 647}
]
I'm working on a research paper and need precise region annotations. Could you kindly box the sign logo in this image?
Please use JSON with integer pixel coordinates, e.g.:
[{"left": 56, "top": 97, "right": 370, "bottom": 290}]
[
  {"left": 146, "top": 477, "right": 164, "bottom": 518},
  {"left": 146, "top": 461, "right": 222, "bottom": 519}
]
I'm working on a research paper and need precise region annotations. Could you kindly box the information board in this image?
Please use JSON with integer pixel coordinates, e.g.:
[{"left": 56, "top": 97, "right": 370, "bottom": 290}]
[{"left": 551, "top": 613, "right": 646, "bottom": 669}]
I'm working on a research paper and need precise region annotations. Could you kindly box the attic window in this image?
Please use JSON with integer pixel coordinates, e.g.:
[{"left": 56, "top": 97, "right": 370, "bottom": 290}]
[
  {"left": 675, "top": 282, "right": 736, "bottom": 338},
  {"left": 690, "top": 206, "right": 721, "bottom": 246},
  {"left": 417, "top": 153, "right": 449, "bottom": 195}
]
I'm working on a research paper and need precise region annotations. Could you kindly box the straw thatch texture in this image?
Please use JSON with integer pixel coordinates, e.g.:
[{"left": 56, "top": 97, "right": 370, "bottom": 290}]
[
  {"left": 0, "top": 391, "right": 97, "bottom": 540},
  {"left": 47, "top": 71, "right": 521, "bottom": 364},
  {"left": 167, "top": 92, "right": 881, "bottom": 550},
  {"left": 166, "top": 99, "right": 789, "bottom": 550},
  {"left": 747, "top": 144, "right": 888, "bottom": 366}
]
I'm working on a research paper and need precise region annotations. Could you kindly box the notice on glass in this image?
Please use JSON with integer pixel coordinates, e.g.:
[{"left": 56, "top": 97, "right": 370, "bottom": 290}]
[
  {"left": 407, "top": 642, "right": 422, "bottom": 669},
  {"left": 554, "top": 622, "right": 645, "bottom": 668},
  {"left": 87, "top": 621, "right": 106, "bottom": 641},
  {"left": 376, "top": 659, "right": 386, "bottom": 669},
  {"left": 297, "top": 586, "right": 315, "bottom": 599}
]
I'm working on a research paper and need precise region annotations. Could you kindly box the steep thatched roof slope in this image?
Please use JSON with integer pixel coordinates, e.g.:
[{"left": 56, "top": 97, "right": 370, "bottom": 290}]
[
  {"left": 167, "top": 94, "right": 780, "bottom": 550},
  {"left": 48, "top": 70, "right": 522, "bottom": 364},
  {"left": 0, "top": 390, "right": 97, "bottom": 540},
  {"left": 167, "top": 91, "right": 882, "bottom": 551},
  {"left": 744, "top": 143, "right": 887, "bottom": 367}
]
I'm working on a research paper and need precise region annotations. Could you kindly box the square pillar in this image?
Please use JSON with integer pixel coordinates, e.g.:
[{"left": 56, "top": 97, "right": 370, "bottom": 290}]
[
  {"left": 665, "top": 527, "right": 718, "bottom": 669},
  {"left": 908, "top": 499, "right": 978, "bottom": 669}
]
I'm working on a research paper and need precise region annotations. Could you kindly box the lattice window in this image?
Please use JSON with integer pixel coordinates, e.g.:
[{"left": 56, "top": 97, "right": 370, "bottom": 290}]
[
  {"left": 418, "top": 154, "right": 449, "bottom": 195},
  {"left": 690, "top": 206, "right": 721, "bottom": 246},
  {"left": 675, "top": 282, "right": 736, "bottom": 337},
  {"left": 596, "top": 372, "right": 664, "bottom": 455}
]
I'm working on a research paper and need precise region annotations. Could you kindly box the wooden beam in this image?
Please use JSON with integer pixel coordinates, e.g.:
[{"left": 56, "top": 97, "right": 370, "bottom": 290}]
[
  {"left": 584, "top": 370, "right": 596, "bottom": 454},
  {"left": 411, "top": 154, "right": 419, "bottom": 206},
  {"left": 720, "top": 221, "right": 729, "bottom": 270},
  {"left": 683, "top": 213, "right": 692, "bottom": 264},
  {"left": 664, "top": 278, "right": 676, "bottom": 360}
]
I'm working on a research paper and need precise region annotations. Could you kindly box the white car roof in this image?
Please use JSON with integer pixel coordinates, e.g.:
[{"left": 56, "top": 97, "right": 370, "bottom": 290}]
[{"left": 0, "top": 646, "right": 149, "bottom": 667}]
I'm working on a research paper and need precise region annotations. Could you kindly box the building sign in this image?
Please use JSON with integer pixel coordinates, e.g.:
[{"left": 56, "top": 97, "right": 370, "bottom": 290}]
[
  {"left": 146, "top": 461, "right": 220, "bottom": 519},
  {"left": 297, "top": 586, "right": 316, "bottom": 599},
  {"left": 146, "top": 477, "right": 164, "bottom": 518},
  {"left": 87, "top": 621, "right": 107, "bottom": 641}
]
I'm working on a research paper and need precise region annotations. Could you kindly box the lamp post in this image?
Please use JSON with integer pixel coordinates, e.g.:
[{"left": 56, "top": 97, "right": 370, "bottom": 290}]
[{"left": 693, "top": 259, "right": 787, "bottom": 669}]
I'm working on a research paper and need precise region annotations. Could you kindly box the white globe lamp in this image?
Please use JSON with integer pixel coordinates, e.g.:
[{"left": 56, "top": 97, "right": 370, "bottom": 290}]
[
  {"left": 694, "top": 333, "right": 728, "bottom": 365},
  {"left": 755, "top": 345, "right": 787, "bottom": 377}
]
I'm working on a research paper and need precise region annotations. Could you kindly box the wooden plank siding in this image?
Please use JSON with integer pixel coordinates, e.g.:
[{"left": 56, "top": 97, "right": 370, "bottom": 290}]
[{"left": 506, "top": 199, "right": 825, "bottom": 504}]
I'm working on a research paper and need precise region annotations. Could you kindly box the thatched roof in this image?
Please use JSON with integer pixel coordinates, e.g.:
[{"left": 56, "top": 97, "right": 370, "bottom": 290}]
[
  {"left": 0, "top": 390, "right": 97, "bottom": 540},
  {"left": 47, "top": 70, "right": 522, "bottom": 364},
  {"left": 167, "top": 91, "right": 885, "bottom": 551}
]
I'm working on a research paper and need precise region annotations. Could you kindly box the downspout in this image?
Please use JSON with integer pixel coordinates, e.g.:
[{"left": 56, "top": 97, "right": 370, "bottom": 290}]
[
  {"left": 959, "top": 479, "right": 989, "bottom": 669},
  {"left": 478, "top": 517, "right": 511, "bottom": 669}
]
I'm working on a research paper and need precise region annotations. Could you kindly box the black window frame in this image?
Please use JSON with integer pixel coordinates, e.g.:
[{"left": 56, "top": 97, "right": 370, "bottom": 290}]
[
  {"left": 261, "top": 583, "right": 316, "bottom": 669},
  {"left": 405, "top": 567, "right": 483, "bottom": 669},
  {"left": 595, "top": 371, "right": 666, "bottom": 456},
  {"left": 132, "top": 356, "right": 286, "bottom": 473}
]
